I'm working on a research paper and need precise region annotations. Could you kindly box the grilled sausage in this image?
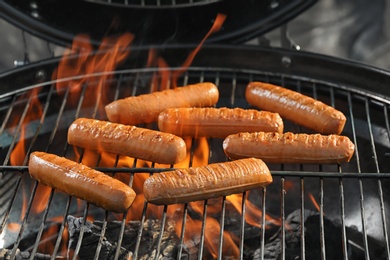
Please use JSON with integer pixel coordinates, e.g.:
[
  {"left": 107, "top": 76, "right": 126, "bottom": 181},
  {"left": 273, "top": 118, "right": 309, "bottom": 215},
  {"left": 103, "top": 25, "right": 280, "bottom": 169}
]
[
  {"left": 245, "top": 82, "right": 346, "bottom": 134},
  {"left": 158, "top": 107, "right": 283, "bottom": 138},
  {"left": 143, "top": 158, "right": 272, "bottom": 205},
  {"left": 223, "top": 132, "right": 355, "bottom": 164},
  {"left": 105, "top": 82, "right": 219, "bottom": 125},
  {"left": 67, "top": 118, "right": 186, "bottom": 164},
  {"left": 28, "top": 151, "right": 136, "bottom": 213}
]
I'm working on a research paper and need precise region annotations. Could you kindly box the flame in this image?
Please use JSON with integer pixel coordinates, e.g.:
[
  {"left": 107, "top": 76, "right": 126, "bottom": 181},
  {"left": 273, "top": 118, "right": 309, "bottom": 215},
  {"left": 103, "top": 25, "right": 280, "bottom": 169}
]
[
  {"left": 204, "top": 217, "right": 239, "bottom": 259},
  {"left": 226, "top": 193, "right": 282, "bottom": 228},
  {"left": 10, "top": 88, "right": 43, "bottom": 166},
  {"left": 172, "top": 13, "right": 226, "bottom": 87},
  {"left": 5, "top": 12, "right": 256, "bottom": 257},
  {"left": 308, "top": 193, "right": 322, "bottom": 213},
  {"left": 52, "top": 33, "right": 134, "bottom": 111}
]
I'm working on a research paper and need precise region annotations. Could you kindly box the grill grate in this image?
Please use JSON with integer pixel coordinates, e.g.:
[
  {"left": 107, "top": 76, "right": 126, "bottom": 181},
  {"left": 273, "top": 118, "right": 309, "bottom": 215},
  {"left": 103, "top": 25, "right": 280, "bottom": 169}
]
[{"left": 1, "top": 66, "right": 390, "bottom": 259}]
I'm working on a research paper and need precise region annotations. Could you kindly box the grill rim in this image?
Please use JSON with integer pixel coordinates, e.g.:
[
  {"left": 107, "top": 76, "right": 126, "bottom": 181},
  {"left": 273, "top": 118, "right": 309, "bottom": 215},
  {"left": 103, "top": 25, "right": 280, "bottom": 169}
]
[{"left": 1, "top": 44, "right": 390, "bottom": 102}]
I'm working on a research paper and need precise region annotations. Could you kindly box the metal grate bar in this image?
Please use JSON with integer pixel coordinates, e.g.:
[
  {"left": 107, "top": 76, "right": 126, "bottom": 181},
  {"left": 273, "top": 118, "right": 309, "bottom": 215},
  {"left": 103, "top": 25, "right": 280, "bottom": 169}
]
[
  {"left": 29, "top": 188, "right": 56, "bottom": 259},
  {"left": 198, "top": 200, "right": 208, "bottom": 259},
  {"left": 154, "top": 205, "right": 168, "bottom": 260},
  {"left": 319, "top": 176, "right": 326, "bottom": 260},
  {"left": 300, "top": 177, "right": 306, "bottom": 260},
  {"left": 339, "top": 175, "right": 348, "bottom": 260},
  {"left": 72, "top": 204, "right": 90, "bottom": 259},
  {"left": 50, "top": 197, "right": 73, "bottom": 259},
  {"left": 259, "top": 187, "right": 266, "bottom": 260},
  {"left": 94, "top": 211, "right": 109, "bottom": 259},
  {"left": 176, "top": 203, "right": 188, "bottom": 259},
  {"left": 133, "top": 199, "right": 148, "bottom": 259},
  {"left": 280, "top": 176, "right": 286, "bottom": 260},
  {"left": 218, "top": 196, "right": 227, "bottom": 260},
  {"left": 238, "top": 193, "right": 245, "bottom": 260}
]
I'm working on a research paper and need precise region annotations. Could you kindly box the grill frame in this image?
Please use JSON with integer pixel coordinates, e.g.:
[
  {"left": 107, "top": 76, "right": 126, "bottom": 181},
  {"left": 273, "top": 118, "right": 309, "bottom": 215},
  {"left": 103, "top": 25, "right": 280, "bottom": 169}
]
[{"left": 1, "top": 44, "right": 390, "bottom": 259}]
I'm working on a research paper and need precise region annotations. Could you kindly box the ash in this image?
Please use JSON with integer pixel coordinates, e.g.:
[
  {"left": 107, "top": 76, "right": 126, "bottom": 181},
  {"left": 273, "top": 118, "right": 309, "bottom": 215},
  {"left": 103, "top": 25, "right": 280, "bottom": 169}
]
[{"left": 67, "top": 216, "right": 185, "bottom": 260}]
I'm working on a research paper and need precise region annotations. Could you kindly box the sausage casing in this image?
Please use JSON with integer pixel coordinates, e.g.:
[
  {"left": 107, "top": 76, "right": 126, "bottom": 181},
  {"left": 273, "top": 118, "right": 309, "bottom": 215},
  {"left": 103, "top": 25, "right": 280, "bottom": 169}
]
[
  {"left": 105, "top": 82, "right": 219, "bottom": 125},
  {"left": 28, "top": 151, "right": 136, "bottom": 213},
  {"left": 223, "top": 132, "right": 355, "bottom": 164},
  {"left": 158, "top": 107, "right": 283, "bottom": 138},
  {"left": 143, "top": 158, "right": 272, "bottom": 205},
  {"left": 245, "top": 82, "right": 347, "bottom": 134},
  {"left": 67, "top": 118, "right": 186, "bottom": 164}
]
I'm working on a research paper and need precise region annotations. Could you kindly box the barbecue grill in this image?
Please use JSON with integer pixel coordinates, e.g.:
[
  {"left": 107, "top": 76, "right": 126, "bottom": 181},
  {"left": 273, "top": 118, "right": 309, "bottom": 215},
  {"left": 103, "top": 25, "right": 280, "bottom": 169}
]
[{"left": 1, "top": 1, "right": 390, "bottom": 260}]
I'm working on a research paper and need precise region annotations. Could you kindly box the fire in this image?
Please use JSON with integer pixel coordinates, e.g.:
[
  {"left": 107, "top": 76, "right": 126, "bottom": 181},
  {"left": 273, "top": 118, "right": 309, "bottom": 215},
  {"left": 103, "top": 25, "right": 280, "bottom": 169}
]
[
  {"left": 308, "top": 193, "right": 322, "bottom": 213},
  {"left": 5, "top": 11, "right": 249, "bottom": 258},
  {"left": 226, "top": 193, "right": 282, "bottom": 228},
  {"left": 171, "top": 13, "right": 226, "bottom": 87},
  {"left": 52, "top": 33, "right": 134, "bottom": 112}
]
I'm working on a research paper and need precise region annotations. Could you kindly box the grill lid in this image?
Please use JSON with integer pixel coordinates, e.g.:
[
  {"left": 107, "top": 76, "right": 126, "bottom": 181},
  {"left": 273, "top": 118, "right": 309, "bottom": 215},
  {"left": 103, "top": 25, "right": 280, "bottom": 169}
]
[{"left": 0, "top": 0, "right": 317, "bottom": 46}]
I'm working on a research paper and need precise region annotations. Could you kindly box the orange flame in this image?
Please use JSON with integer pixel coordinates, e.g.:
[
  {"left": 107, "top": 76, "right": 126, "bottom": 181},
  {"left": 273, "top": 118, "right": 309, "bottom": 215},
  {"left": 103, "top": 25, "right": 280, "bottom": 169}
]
[
  {"left": 226, "top": 193, "right": 282, "bottom": 228},
  {"left": 8, "top": 14, "right": 235, "bottom": 258},
  {"left": 52, "top": 33, "right": 134, "bottom": 111},
  {"left": 172, "top": 13, "right": 227, "bottom": 87},
  {"left": 308, "top": 193, "right": 321, "bottom": 213}
]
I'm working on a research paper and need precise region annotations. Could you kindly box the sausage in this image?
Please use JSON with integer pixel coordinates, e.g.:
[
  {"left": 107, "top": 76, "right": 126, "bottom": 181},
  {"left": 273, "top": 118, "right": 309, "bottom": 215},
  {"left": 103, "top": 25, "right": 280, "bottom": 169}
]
[
  {"left": 143, "top": 158, "right": 272, "bottom": 205},
  {"left": 67, "top": 118, "right": 186, "bottom": 165},
  {"left": 105, "top": 82, "right": 219, "bottom": 125},
  {"left": 245, "top": 81, "right": 346, "bottom": 134},
  {"left": 158, "top": 107, "right": 283, "bottom": 138},
  {"left": 28, "top": 151, "right": 136, "bottom": 213},
  {"left": 223, "top": 132, "right": 355, "bottom": 164}
]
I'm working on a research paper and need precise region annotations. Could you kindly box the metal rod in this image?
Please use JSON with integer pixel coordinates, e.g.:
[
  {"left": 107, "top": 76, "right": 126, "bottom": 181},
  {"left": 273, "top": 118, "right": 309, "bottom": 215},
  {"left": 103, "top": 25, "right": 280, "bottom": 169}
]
[
  {"left": 197, "top": 200, "right": 208, "bottom": 260},
  {"left": 50, "top": 196, "right": 73, "bottom": 260},
  {"left": 154, "top": 205, "right": 168, "bottom": 260},
  {"left": 72, "top": 203, "right": 90, "bottom": 260},
  {"left": 319, "top": 176, "right": 326, "bottom": 260},
  {"left": 238, "top": 193, "right": 245, "bottom": 260},
  {"left": 3, "top": 166, "right": 390, "bottom": 178},
  {"left": 133, "top": 200, "right": 149, "bottom": 260},
  {"left": 217, "top": 196, "right": 227, "bottom": 260},
  {"left": 259, "top": 187, "right": 266, "bottom": 260},
  {"left": 176, "top": 203, "right": 189, "bottom": 260},
  {"left": 339, "top": 175, "right": 348, "bottom": 260},
  {"left": 29, "top": 187, "right": 56, "bottom": 260},
  {"left": 94, "top": 211, "right": 109, "bottom": 260},
  {"left": 300, "top": 177, "right": 306, "bottom": 260},
  {"left": 280, "top": 176, "right": 286, "bottom": 260}
]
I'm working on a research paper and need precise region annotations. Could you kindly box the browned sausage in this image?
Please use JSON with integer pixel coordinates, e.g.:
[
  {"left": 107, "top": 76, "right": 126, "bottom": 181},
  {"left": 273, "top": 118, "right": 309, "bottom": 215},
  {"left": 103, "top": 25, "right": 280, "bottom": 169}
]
[
  {"left": 245, "top": 82, "right": 346, "bottom": 134},
  {"left": 143, "top": 158, "right": 272, "bottom": 205},
  {"left": 67, "top": 118, "right": 186, "bottom": 165},
  {"left": 223, "top": 132, "right": 355, "bottom": 164},
  {"left": 105, "top": 82, "right": 219, "bottom": 125},
  {"left": 28, "top": 151, "right": 136, "bottom": 213},
  {"left": 158, "top": 107, "right": 283, "bottom": 138}
]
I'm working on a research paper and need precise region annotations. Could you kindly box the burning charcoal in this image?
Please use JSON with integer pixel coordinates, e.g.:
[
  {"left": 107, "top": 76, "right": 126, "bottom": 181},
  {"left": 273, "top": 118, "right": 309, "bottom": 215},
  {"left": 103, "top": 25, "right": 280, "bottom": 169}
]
[
  {"left": 0, "top": 249, "right": 52, "bottom": 260},
  {"left": 252, "top": 210, "right": 344, "bottom": 260},
  {"left": 67, "top": 215, "right": 188, "bottom": 259},
  {"left": 67, "top": 216, "right": 131, "bottom": 259}
]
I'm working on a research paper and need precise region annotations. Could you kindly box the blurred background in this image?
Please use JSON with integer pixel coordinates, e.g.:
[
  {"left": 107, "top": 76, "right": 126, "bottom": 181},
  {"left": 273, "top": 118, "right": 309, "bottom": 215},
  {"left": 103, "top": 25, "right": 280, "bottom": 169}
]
[{"left": 0, "top": 0, "right": 389, "bottom": 73}]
